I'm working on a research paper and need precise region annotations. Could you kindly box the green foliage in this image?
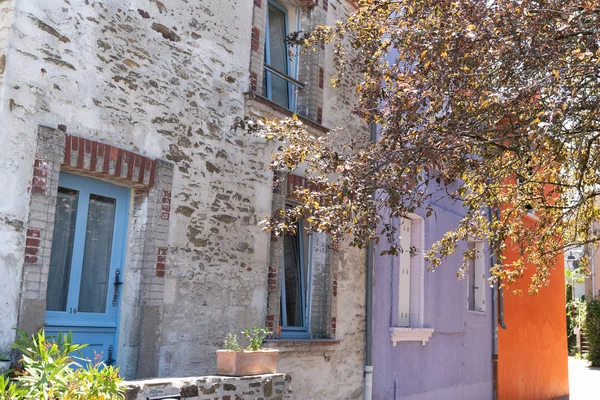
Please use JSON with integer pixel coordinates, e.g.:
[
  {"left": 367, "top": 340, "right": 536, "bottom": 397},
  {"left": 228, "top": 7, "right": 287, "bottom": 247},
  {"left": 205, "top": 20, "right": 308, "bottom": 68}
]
[
  {"left": 222, "top": 327, "right": 272, "bottom": 352},
  {"left": 566, "top": 286, "right": 587, "bottom": 354},
  {"left": 242, "top": 328, "right": 272, "bottom": 352},
  {"left": 245, "top": 0, "right": 600, "bottom": 294},
  {"left": 0, "top": 330, "right": 124, "bottom": 399},
  {"left": 566, "top": 284, "right": 576, "bottom": 353},
  {"left": 583, "top": 299, "right": 600, "bottom": 367},
  {"left": 222, "top": 333, "right": 242, "bottom": 352}
]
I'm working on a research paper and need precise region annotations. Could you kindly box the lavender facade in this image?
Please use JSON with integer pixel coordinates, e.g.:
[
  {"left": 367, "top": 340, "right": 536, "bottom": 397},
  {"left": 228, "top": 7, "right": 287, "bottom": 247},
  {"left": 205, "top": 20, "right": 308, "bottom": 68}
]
[{"left": 372, "top": 198, "right": 494, "bottom": 399}]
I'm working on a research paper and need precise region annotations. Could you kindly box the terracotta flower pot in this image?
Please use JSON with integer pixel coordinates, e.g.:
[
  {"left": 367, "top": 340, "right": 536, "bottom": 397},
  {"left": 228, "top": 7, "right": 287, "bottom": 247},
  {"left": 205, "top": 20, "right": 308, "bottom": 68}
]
[{"left": 216, "top": 349, "right": 279, "bottom": 376}]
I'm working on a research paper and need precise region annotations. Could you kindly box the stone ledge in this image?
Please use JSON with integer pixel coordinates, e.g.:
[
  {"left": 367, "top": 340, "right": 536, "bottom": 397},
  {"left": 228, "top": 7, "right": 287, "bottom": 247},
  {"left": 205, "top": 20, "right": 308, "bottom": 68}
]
[
  {"left": 244, "top": 92, "right": 329, "bottom": 136},
  {"left": 263, "top": 339, "right": 340, "bottom": 359},
  {"left": 122, "top": 373, "right": 291, "bottom": 400},
  {"left": 389, "top": 327, "right": 434, "bottom": 346}
]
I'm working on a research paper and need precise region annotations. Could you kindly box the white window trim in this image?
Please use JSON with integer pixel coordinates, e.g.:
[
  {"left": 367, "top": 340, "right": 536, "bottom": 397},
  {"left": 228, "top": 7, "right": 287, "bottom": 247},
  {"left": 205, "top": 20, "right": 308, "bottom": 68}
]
[
  {"left": 390, "top": 327, "right": 434, "bottom": 346},
  {"left": 390, "top": 214, "right": 434, "bottom": 345}
]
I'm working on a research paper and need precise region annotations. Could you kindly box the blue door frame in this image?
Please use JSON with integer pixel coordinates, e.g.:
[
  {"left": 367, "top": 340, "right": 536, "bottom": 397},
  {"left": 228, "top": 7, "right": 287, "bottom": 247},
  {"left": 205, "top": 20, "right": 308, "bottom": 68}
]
[{"left": 45, "top": 173, "right": 130, "bottom": 365}]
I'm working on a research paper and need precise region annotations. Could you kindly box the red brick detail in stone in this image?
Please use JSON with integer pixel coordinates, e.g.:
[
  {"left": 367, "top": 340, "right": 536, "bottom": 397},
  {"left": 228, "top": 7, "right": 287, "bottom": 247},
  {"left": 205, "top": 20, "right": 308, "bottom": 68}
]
[
  {"left": 138, "top": 157, "right": 146, "bottom": 184},
  {"left": 323, "top": 0, "right": 329, "bottom": 12},
  {"left": 250, "top": 72, "right": 258, "bottom": 92},
  {"left": 320, "top": 40, "right": 325, "bottom": 50},
  {"left": 31, "top": 160, "right": 49, "bottom": 195},
  {"left": 26, "top": 237, "right": 40, "bottom": 247},
  {"left": 148, "top": 160, "right": 157, "bottom": 187},
  {"left": 266, "top": 315, "right": 275, "bottom": 330},
  {"left": 126, "top": 152, "right": 134, "bottom": 181},
  {"left": 268, "top": 266, "right": 277, "bottom": 290},
  {"left": 77, "top": 137, "right": 85, "bottom": 168},
  {"left": 64, "top": 134, "right": 71, "bottom": 163},
  {"left": 156, "top": 247, "right": 168, "bottom": 277},
  {"left": 103, "top": 144, "right": 111, "bottom": 174},
  {"left": 332, "top": 279, "right": 337, "bottom": 296},
  {"left": 91, "top": 141, "right": 98, "bottom": 171},
  {"left": 24, "top": 228, "right": 42, "bottom": 264},
  {"left": 62, "top": 135, "right": 156, "bottom": 188},
  {"left": 331, "top": 317, "right": 336, "bottom": 336},
  {"left": 251, "top": 27, "right": 260, "bottom": 52},
  {"left": 254, "top": 0, "right": 262, "bottom": 7},
  {"left": 317, "top": 107, "right": 323, "bottom": 124},
  {"left": 25, "top": 255, "right": 38, "bottom": 264},
  {"left": 318, "top": 67, "right": 324, "bottom": 89},
  {"left": 161, "top": 189, "right": 171, "bottom": 220},
  {"left": 286, "top": 173, "right": 321, "bottom": 200},
  {"left": 115, "top": 148, "right": 123, "bottom": 177}
]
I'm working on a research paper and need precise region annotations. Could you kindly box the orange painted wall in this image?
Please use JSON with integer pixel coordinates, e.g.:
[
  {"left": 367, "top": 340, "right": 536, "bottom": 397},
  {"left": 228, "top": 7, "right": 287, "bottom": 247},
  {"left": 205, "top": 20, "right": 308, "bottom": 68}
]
[{"left": 498, "top": 220, "right": 569, "bottom": 400}]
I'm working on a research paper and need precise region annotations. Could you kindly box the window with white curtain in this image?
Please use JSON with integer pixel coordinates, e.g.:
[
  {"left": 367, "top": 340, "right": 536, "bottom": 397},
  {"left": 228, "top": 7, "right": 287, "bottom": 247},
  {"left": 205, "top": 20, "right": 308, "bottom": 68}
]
[{"left": 264, "top": 0, "right": 300, "bottom": 111}]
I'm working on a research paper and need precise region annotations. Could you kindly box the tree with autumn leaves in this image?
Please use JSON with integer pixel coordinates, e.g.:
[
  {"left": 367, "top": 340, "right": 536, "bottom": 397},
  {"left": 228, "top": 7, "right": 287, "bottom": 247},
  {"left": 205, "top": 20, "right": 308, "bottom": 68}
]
[{"left": 240, "top": 0, "right": 600, "bottom": 294}]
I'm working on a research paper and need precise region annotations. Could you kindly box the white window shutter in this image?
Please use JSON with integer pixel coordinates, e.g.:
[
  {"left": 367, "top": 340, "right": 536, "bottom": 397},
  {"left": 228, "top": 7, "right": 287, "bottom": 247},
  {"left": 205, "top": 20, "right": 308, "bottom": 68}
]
[
  {"left": 474, "top": 241, "right": 485, "bottom": 312},
  {"left": 398, "top": 218, "right": 412, "bottom": 327}
]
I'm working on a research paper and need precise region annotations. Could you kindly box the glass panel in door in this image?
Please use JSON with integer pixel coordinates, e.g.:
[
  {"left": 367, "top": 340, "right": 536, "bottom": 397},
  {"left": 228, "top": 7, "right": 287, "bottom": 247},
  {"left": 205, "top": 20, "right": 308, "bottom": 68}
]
[
  {"left": 46, "top": 188, "right": 79, "bottom": 312},
  {"left": 78, "top": 194, "right": 116, "bottom": 313}
]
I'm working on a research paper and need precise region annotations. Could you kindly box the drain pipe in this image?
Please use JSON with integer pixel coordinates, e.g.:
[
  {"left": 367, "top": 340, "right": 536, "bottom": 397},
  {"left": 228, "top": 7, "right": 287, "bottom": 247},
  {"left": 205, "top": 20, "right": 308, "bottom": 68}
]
[
  {"left": 490, "top": 206, "right": 507, "bottom": 400},
  {"left": 364, "top": 239, "right": 374, "bottom": 400},
  {"left": 364, "top": 123, "right": 377, "bottom": 400}
]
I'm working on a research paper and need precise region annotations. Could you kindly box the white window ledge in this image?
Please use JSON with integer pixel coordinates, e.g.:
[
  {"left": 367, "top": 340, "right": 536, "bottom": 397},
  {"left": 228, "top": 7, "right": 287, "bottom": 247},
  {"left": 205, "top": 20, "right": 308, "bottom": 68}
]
[{"left": 389, "top": 327, "right": 434, "bottom": 346}]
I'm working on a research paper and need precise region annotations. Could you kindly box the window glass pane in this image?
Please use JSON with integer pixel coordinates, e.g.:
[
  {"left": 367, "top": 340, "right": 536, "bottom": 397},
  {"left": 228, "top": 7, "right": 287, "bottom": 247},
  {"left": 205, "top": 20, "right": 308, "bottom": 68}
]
[
  {"left": 468, "top": 242, "right": 475, "bottom": 310},
  {"left": 283, "top": 234, "right": 304, "bottom": 327},
  {"left": 78, "top": 194, "right": 116, "bottom": 313},
  {"left": 268, "top": 5, "right": 287, "bottom": 72},
  {"left": 46, "top": 188, "right": 79, "bottom": 311},
  {"left": 282, "top": 218, "right": 311, "bottom": 328},
  {"left": 267, "top": 4, "right": 289, "bottom": 108}
]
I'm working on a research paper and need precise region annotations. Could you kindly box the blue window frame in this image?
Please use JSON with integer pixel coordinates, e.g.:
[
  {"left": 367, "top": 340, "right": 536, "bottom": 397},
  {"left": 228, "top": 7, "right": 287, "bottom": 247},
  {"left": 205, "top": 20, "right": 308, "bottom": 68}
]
[
  {"left": 264, "top": 0, "right": 300, "bottom": 111},
  {"left": 280, "top": 216, "right": 312, "bottom": 339}
]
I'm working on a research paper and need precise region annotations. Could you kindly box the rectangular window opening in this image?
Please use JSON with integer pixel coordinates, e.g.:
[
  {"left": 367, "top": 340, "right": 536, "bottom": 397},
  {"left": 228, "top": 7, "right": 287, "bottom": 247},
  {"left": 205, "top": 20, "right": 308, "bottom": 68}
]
[
  {"left": 263, "top": 0, "right": 302, "bottom": 111},
  {"left": 280, "top": 205, "right": 312, "bottom": 338},
  {"left": 468, "top": 241, "right": 485, "bottom": 312}
]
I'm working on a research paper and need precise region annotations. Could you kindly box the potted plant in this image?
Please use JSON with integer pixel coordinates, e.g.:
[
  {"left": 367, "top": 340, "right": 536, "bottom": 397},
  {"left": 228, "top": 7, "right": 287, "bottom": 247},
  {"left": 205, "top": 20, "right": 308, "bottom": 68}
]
[{"left": 216, "top": 327, "right": 279, "bottom": 376}]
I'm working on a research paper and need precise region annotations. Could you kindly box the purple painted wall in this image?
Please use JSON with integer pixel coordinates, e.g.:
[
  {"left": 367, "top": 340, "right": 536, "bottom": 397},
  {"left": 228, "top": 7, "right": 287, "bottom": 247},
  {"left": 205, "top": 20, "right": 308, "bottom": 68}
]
[{"left": 372, "top": 201, "right": 494, "bottom": 399}]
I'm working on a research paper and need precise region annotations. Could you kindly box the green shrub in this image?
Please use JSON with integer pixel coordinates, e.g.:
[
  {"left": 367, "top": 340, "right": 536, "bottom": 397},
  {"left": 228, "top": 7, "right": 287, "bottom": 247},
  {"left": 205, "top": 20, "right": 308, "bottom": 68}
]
[
  {"left": 583, "top": 298, "right": 600, "bottom": 366},
  {"left": 0, "top": 330, "right": 124, "bottom": 399},
  {"left": 222, "top": 327, "right": 272, "bottom": 352}
]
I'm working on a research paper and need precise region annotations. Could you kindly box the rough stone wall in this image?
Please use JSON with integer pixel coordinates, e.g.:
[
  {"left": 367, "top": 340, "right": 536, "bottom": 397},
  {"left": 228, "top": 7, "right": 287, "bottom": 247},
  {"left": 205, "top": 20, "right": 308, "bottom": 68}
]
[
  {"left": 0, "top": 0, "right": 367, "bottom": 396},
  {"left": 269, "top": 2, "right": 368, "bottom": 398},
  {"left": 123, "top": 373, "right": 291, "bottom": 400}
]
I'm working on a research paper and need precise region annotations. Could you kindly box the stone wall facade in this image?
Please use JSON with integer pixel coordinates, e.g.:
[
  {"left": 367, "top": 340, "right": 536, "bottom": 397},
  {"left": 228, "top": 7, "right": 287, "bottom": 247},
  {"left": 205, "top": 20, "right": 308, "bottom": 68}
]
[
  {"left": 123, "top": 374, "right": 291, "bottom": 400},
  {"left": 0, "top": 0, "right": 367, "bottom": 398}
]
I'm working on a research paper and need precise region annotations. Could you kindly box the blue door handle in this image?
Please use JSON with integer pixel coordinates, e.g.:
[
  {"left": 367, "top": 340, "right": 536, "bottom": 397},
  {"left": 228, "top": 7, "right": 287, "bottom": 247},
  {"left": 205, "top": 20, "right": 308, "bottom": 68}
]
[{"left": 112, "top": 269, "right": 123, "bottom": 307}]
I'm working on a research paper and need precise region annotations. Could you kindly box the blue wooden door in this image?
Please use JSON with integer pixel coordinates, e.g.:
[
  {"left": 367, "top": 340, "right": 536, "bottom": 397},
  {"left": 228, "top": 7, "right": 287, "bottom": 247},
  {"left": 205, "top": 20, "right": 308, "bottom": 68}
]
[{"left": 45, "top": 173, "right": 130, "bottom": 366}]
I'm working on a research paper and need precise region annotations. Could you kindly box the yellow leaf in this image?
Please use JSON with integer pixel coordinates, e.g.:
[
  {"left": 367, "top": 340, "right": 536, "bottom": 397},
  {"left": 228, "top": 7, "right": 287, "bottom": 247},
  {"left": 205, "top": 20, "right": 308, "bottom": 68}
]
[{"left": 467, "top": 24, "right": 476, "bottom": 31}]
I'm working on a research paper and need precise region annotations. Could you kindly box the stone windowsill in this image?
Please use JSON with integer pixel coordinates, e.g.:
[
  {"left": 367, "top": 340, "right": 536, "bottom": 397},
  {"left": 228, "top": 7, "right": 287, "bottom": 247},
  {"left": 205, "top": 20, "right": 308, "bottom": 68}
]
[
  {"left": 467, "top": 310, "right": 486, "bottom": 316},
  {"left": 244, "top": 92, "right": 329, "bottom": 136},
  {"left": 389, "top": 327, "right": 434, "bottom": 346},
  {"left": 263, "top": 339, "right": 340, "bottom": 359}
]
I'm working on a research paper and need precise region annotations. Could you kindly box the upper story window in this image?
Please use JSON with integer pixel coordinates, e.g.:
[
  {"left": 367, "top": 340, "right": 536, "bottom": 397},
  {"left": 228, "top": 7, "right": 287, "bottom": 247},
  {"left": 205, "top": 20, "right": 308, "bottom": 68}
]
[{"left": 264, "top": 0, "right": 302, "bottom": 111}]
